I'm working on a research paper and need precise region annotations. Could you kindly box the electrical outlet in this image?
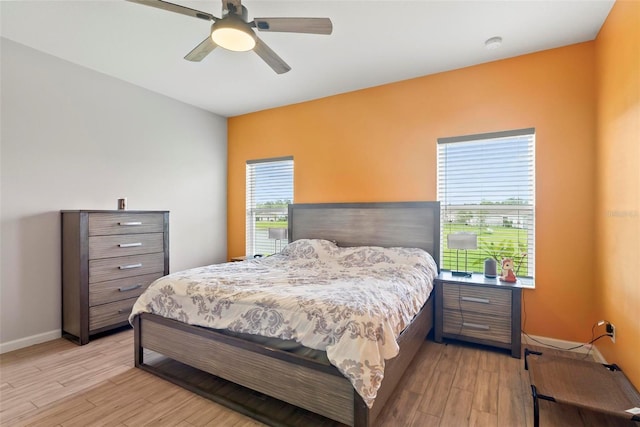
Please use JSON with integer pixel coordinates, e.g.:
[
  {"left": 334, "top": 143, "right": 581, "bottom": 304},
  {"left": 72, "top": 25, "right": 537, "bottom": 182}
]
[
  {"left": 607, "top": 323, "right": 616, "bottom": 343},
  {"left": 611, "top": 324, "right": 616, "bottom": 343}
]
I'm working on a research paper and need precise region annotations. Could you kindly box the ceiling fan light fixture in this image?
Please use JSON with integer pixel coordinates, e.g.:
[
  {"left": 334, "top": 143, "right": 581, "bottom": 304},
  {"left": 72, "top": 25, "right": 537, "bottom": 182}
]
[
  {"left": 129, "top": 0, "right": 332, "bottom": 73},
  {"left": 211, "top": 18, "right": 256, "bottom": 52}
]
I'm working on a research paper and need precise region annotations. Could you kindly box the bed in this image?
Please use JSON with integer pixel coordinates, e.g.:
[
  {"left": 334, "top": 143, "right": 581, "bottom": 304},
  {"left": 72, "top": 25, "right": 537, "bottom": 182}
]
[{"left": 131, "top": 201, "right": 440, "bottom": 427}]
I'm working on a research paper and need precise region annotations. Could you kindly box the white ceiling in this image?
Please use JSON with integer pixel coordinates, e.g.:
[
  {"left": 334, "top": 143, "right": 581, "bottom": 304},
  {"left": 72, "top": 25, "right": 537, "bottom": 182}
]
[{"left": 1, "top": 0, "right": 614, "bottom": 117}]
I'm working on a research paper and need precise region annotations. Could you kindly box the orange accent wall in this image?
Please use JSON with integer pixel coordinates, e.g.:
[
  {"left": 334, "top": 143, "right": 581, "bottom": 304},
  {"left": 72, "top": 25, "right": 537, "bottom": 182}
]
[
  {"left": 229, "top": 42, "right": 598, "bottom": 345},
  {"left": 595, "top": 0, "right": 640, "bottom": 389}
]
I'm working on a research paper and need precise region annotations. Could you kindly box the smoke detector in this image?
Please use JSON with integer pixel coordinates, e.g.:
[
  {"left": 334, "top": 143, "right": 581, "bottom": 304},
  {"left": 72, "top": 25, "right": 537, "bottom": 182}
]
[{"left": 485, "top": 36, "right": 503, "bottom": 50}]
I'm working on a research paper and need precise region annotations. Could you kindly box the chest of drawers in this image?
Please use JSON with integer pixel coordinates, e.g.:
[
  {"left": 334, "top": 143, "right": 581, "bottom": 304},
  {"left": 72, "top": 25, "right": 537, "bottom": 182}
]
[
  {"left": 62, "top": 210, "right": 169, "bottom": 344},
  {"left": 434, "top": 271, "right": 524, "bottom": 358}
]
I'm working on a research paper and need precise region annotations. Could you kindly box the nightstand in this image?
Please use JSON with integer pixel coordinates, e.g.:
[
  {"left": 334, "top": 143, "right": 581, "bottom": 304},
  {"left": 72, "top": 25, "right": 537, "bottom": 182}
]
[{"left": 434, "top": 271, "right": 531, "bottom": 358}]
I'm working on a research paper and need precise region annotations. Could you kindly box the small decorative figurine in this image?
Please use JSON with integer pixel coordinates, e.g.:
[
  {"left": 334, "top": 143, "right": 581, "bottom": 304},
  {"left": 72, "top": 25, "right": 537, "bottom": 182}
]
[{"left": 500, "top": 258, "right": 517, "bottom": 283}]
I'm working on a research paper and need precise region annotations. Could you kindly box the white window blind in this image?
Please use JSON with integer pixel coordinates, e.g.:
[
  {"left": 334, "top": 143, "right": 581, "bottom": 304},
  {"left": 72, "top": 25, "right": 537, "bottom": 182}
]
[
  {"left": 437, "top": 129, "right": 535, "bottom": 278},
  {"left": 246, "top": 156, "right": 293, "bottom": 256}
]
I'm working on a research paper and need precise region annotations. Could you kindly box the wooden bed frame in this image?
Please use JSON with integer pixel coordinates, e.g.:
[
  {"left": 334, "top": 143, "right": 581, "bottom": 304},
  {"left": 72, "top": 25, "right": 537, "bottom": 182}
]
[{"left": 134, "top": 201, "right": 440, "bottom": 427}]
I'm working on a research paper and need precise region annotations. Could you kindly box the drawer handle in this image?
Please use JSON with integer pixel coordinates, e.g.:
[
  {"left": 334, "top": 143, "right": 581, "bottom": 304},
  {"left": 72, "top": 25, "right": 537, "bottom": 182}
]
[
  {"left": 461, "top": 296, "right": 490, "bottom": 304},
  {"left": 462, "top": 322, "right": 490, "bottom": 331},
  {"left": 117, "top": 309, "right": 130, "bottom": 314},
  {"left": 119, "top": 222, "right": 142, "bottom": 226},
  {"left": 118, "top": 242, "right": 142, "bottom": 248},
  {"left": 119, "top": 284, "right": 142, "bottom": 292},
  {"left": 119, "top": 263, "right": 142, "bottom": 270}
]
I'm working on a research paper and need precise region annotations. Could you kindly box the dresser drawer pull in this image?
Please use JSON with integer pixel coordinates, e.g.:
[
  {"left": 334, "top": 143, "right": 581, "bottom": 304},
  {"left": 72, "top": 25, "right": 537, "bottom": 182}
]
[
  {"left": 462, "top": 322, "right": 490, "bottom": 330},
  {"left": 119, "top": 222, "right": 142, "bottom": 226},
  {"left": 461, "top": 296, "right": 490, "bottom": 304},
  {"left": 118, "top": 242, "right": 142, "bottom": 248},
  {"left": 118, "top": 284, "right": 142, "bottom": 292},
  {"left": 119, "top": 263, "right": 142, "bottom": 270}
]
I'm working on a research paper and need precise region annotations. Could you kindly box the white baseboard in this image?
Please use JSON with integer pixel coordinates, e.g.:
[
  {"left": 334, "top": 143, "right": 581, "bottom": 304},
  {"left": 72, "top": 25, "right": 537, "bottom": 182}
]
[
  {"left": 0, "top": 330, "right": 61, "bottom": 354},
  {"left": 522, "top": 334, "right": 607, "bottom": 363}
]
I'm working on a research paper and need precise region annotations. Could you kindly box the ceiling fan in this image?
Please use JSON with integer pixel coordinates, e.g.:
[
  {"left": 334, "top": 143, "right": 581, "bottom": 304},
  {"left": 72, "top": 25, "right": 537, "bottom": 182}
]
[{"left": 127, "top": 0, "right": 333, "bottom": 74}]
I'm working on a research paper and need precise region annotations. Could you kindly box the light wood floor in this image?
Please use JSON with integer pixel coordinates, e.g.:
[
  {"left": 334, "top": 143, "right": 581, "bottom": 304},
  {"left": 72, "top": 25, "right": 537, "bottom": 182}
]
[{"left": 0, "top": 329, "right": 636, "bottom": 427}]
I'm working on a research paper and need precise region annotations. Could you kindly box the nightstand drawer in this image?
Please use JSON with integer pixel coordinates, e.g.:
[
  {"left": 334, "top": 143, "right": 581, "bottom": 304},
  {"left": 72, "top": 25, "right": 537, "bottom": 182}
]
[
  {"left": 89, "top": 272, "right": 163, "bottom": 306},
  {"left": 442, "top": 283, "right": 511, "bottom": 316},
  {"left": 89, "top": 233, "right": 164, "bottom": 259},
  {"left": 89, "top": 298, "right": 137, "bottom": 332},
  {"left": 443, "top": 310, "right": 511, "bottom": 344},
  {"left": 89, "top": 213, "right": 165, "bottom": 236},
  {"left": 89, "top": 252, "right": 165, "bottom": 284}
]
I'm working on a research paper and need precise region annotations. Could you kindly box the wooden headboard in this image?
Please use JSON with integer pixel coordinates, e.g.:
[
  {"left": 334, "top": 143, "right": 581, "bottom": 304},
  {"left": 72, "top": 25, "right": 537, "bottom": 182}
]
[{"left": 288, "top": 201, "right": 440, "bottom": 268}]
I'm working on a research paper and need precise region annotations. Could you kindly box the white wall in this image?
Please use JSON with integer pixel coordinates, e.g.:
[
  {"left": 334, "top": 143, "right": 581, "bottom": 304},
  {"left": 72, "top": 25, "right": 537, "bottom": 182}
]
[{"left": 0, "top": 38, "right": 228, "bottom": 351}]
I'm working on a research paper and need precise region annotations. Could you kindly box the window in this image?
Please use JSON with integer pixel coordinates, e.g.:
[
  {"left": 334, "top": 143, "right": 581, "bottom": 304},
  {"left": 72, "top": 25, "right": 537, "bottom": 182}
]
[
  {"left": 246, "top": 156, "right": 294, "bottom": 256},
  {"left": 437, "top": 129, "right": 535, "bottom": 278}
]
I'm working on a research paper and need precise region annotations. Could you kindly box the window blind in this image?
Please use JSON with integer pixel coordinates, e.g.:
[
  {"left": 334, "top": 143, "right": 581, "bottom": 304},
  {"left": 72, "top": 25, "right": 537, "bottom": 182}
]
[
  {"left": 437, "top": 129, "right": 535, "bottom": 278},
  {"left": 246, "top": 156, "right": 294, "bottom": 256}
]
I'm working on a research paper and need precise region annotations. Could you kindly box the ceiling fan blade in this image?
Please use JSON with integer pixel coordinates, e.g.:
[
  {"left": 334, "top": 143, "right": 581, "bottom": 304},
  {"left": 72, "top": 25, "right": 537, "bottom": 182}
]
[
  {"left": 184, "top": 37, "right": 217, "bottom": 62},
  {"left": 127, "top": 0, "right": 217, "bottom": 22},
  {"left": 253, "top": 18, "right": 332, "bottom": 35},
  {"left": 253, "top": 37, "right": 291, "bottom": 74}
]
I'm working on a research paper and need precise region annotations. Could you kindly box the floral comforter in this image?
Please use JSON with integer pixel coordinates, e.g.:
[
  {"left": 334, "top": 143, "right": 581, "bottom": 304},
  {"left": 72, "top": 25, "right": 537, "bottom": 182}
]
[{"left": 129, "top": 239, "right": 438, "bottom": 407}]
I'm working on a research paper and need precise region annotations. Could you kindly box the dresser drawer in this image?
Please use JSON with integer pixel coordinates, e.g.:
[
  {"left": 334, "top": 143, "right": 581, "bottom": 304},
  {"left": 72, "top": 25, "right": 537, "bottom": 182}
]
[
  {"left": 442, "top": 283, "right": 511, "bottom": 317},
  {"left": 443, "top": 310, "right": 511, "bottom": 344},
  {"left": 89, "top": 252, "right": 165, "bottom": 284},
  {"left": 89, "top": 233, "right": 164, "bottom": 260},
  {"left": 88, "top": 213, "right": 165, "bottom": 236},
  {"left": 89, "top": 298, "right": 137, "bottom": 332},
  {"left": 89, "top": 272, "right": 163, "bottom": 306}
]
